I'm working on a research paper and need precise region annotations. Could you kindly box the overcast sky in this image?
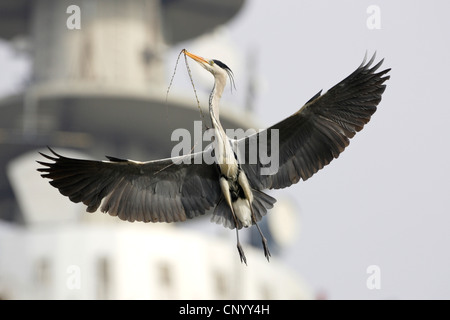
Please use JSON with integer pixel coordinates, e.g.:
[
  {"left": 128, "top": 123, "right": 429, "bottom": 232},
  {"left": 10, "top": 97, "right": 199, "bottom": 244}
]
[
  {"left": 2, "top": 0, "right": 450, "bottom": 299},
  {"left": 233, "top": 0, "right": 450, "bottom": 299},
  {"left": 170, "top": 0, "right": 450, "bottom": 299}
]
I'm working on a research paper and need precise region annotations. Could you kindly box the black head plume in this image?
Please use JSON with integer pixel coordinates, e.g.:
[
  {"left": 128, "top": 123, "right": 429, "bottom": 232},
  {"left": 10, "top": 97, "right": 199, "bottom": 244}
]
[{"left": 213, "top": 59, "right": 236, "bottom": 91}]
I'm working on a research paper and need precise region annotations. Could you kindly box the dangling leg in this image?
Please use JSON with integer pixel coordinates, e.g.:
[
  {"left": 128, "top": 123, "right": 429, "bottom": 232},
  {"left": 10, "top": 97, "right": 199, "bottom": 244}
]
[
  {"left": 250, "top": 204, "right": 271, "bottom": 262},
  {"left": 230, "top": 206, "right": 247, "bottom": 265},
  {"left": 219, "top": 177, "right": 247, "bottom": 265},
  {"left": 237, "top": 172, "right": 269, "bottom": 261},
  {"left": 254, "top": 221, "right": 271, "bottom": 261},
  {"left": 235, "top": 226, "right": 247, "bottom": 265}
]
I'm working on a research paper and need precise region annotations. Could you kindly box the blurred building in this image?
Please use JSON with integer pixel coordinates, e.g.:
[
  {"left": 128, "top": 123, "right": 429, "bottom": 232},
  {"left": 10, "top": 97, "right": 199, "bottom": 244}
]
[{"left": 0, "top": 0, "right": 311, "bottom": 299}]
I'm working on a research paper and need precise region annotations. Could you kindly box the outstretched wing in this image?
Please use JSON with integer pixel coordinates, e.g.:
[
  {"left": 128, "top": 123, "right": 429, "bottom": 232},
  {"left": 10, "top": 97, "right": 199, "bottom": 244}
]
[
  {"left": 37, "top": 147, "right": 221, "bottom": 223},
  {"left": 236, "top": 53, "right": 391, "bottom": 190}
]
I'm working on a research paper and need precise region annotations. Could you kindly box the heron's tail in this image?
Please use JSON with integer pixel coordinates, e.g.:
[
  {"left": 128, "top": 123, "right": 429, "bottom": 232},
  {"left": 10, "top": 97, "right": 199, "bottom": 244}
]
[{"left": 211, "top": 189, "right": 276, "bottom": 230}]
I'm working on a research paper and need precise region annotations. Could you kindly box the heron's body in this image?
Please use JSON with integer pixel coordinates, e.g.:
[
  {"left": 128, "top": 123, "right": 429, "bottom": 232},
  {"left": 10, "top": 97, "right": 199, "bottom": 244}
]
[
  {"left": 204, "top": 55, "right": 264, "bottom": 258},
  {"left": 210, "top": 70, "right": 252, "bottom": 225},
  {"left": 38, "top": 50, "right": 390, "bottom": 264}
]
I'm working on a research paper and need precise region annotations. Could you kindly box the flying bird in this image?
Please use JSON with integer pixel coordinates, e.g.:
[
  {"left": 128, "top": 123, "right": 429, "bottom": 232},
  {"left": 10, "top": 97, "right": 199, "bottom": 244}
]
[{"left": 38, "top": 49, "right": 390, "bottom": 264}]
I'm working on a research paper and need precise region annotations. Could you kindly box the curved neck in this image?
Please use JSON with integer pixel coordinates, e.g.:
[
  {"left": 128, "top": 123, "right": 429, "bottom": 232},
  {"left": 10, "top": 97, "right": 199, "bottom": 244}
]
[
  {"left": 209, "top": 74, "right": 237, "bottom": 175},
  {"left": 209, "top": 76, "right": 226, "bottom": 133}
]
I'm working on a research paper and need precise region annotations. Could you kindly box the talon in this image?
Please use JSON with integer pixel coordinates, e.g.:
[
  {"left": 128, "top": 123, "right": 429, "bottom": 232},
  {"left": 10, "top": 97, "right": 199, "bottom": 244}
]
[
  {"left": 237, "top": 243, "right": 247, "bottom": 265},
  {"left": 253, "top": 220, "right": 271, "bottom": 262},
  {"left": 262, "top": 238, "right": 271, "bottom": 262}
]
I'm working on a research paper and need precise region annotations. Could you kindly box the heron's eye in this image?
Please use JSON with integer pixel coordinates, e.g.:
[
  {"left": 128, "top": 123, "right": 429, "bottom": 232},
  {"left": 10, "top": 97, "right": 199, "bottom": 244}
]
[{"left": 209, "top": 60, "right": 214, "bottom": 66}]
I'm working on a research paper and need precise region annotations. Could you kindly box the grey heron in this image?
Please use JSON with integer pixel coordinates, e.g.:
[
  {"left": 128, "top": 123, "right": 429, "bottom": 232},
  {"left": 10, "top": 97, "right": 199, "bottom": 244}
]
[{"left": 38, "top": 49, "right": 390, "bottom": 264}]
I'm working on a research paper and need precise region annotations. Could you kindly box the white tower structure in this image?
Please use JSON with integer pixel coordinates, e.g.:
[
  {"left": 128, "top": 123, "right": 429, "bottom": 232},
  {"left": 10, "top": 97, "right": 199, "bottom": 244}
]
[{"left": 0, "top": 0, "right": 311, "bottom": 299}]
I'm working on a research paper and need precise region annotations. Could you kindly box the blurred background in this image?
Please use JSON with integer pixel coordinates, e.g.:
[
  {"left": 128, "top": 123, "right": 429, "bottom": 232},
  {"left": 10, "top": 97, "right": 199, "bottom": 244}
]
[{"left": 0, "top": 0, "right": 449, "bottom": 300}]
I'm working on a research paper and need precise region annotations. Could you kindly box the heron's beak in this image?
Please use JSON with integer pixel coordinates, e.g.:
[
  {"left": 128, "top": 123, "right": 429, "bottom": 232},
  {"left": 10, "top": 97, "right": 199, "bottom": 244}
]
[{"left": 183, "top": 49, "right": 208, "bottom": 65}]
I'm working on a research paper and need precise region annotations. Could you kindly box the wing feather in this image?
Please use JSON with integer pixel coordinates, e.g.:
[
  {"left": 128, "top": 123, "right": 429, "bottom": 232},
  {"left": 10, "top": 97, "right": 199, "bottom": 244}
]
[
  {"left": 236, "top": 53, "right": 390, "bottom": 190},
  {"left": 38, "top": 147, "right": 221, "bottom": 223}
]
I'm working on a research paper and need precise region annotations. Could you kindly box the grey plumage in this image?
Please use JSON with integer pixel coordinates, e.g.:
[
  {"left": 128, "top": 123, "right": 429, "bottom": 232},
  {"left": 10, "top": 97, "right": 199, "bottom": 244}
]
[
  {"left": 37, "top": 53, "right": 390, "bottom": 259},
  {"left": 38, "top": 149, "right": 222, "bottom": 223},
  {"left": 237, "top": 54, "right": 390, "bottom": 190}
]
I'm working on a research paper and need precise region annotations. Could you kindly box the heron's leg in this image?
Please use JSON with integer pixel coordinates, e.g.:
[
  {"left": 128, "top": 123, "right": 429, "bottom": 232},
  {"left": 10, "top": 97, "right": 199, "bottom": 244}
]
[
  {"left": 219, "top": 177, "right": 247, "bottom": 265},
  {"left": 229, "top": 205, "right": 247, "bottom": 265},
  {"left": 254, "top": 221, "right": 271, "bottom": 262},
  {"left": 235, "top": 227, "right": 247, "bottom": 265},
  {"left": 250, "top": 202, "right": 271, "bottom": 262}
]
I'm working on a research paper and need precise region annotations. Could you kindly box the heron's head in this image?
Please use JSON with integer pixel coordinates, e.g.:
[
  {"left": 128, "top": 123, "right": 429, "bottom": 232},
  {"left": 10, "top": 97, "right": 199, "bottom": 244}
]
[{"left": 183, "top": 49, "right": 235, "bottom": 89}]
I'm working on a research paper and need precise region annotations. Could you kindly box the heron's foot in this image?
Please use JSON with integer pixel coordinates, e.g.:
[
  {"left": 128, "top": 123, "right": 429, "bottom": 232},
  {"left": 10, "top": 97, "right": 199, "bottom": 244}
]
[
  {"left": 262, "top": 237, "right": 271, "bottom": 262},
  {"left": 252, "top": 220, "right": 271, "bottom": 262},
  {"left": 237, "top": 243, "right": 247, "bottom": 265}
]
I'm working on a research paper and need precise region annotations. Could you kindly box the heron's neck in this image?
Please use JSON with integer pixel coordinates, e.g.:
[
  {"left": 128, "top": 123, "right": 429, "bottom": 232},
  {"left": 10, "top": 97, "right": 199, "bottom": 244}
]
[
  {"left": 209, "top": 75, "right": 237, "bottom": 176},
  {"left": 209, "top": 78, "right": 226, "bottom": 134}
]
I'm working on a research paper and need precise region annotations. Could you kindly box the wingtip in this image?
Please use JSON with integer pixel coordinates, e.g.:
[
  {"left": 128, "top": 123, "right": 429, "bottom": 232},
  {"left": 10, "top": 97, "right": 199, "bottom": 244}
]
[
  {"left": 38, "top": 150, "right": 58, "bottom": 161},
  {"left": 367, "top": 51, "right": 377, "bottom": 66},
  {"left": 359, "top": 51, "right": 368, "bottom": 68},
  {"left": 358, "top": 51, "right": 391, "bottom": 76},
  {"left": 47, "top": 146, "right": 62, "bottom": 158}
]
